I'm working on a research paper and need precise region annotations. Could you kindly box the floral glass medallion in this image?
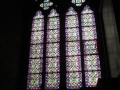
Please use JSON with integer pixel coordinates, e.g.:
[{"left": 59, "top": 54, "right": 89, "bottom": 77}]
[
  {"left": 40, "top": 0, "right": 53, "bottom": 10},
  {"left": 72, "top": 0, "right": 85, "bottom": 6}
]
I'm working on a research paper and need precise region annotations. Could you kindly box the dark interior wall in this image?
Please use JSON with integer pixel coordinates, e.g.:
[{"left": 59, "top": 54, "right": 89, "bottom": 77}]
[
  {"left": 112, "top": 0, "right": 120, "bottom": 43},
  {"left": 112, "top": 0, "right": 120, "bottom": 77},
  {"left": 102, "top": 0, "right": 120, "bottom": 77},
  {"left": 0, "top": 0, "right": 24, "bottom": 90}
]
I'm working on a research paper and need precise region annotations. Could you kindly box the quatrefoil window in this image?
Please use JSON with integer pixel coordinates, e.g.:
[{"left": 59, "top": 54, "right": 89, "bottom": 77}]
[
  {"left": 71, "top": 0, "right": 85, "bottom": 6},
  {"left": 40, "top": 0, "right": 53, "bottom": 10}
]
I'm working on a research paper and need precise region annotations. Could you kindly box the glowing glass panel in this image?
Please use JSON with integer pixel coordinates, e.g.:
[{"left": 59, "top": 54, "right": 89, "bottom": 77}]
[
  {"left": 66, "top": 56, "right": 81, "bottom": 71},
  {"left": 28, "top": 59, "right": 43, "bottom": 73},
  {"left": 66, "top": 16, "right": 79, "bottom": 27},
  {"left": 27, "top": 11, "right": 44, "bottom": 90},
  {"left": 33, "top": 11, "right": 44, "bottom": 19},
  {"left": 66, "top": 7, "right": 77, "bottom": 15},
  {"left": 29, "top": 45, "right": 43, "bottom": 58},
  {"left": 83, "top": 40, "right": 98, "bottom": 54},
  {"left": 66, "top": 28, "right": 80, "bottom": 41},
  {"left": 81, "top": 5, "right": 101, "bottom": 87},
  {"left": 81, "top": 5, "right": 93, "bottom": 14},
  {"left": 45, "top": 73, "right": 60, "bottom": 89},
  {"left": 32, "top": 18, "right": 44, "bottom": 31},
  {"left": 85, "top": 71, "right": 101, "bottom": 87},
  {"left": 66, "top": 42, "right": 80, "bottom": 56},
  {"left": 48, "top": 9, "right": 59, "bottom": 17},
  {"left": 46, "top": 43, "right": 60, "bottom": 57},
  {"left": 81, "top": 14, "right": 95, "bottom": 26},
  {"left": 66, "top": 72, "right": 82, "bottom": 89},
  {"left": 84, "top": 55, "right": 101, "bottom": 71},
  {"left": 82, "top": 26, "right": 97, "bottom": 40},
  {"left": 45, "top": 9, "right": 60, "bottom": 89},
  {"left": 47, "top": 30, "right": 60, "bottom": 42},
  {"left": 66, "top": 7, "right": 82, "bottom": 89},
  {"left": 46, "top": 57, "right": 60, "bottom": 72},
  {"left": 27, "top": 74, "right": 42, "bottom": 89},
  {"left": 31, "top": 31, "right": 44, "bottom": 44},
  {"left": 47, "top": 18, "right": 60, "bottom": 29}
]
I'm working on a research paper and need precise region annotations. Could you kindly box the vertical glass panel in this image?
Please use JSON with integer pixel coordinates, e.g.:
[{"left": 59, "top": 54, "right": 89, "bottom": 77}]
[
  {"left": 85, "top": 71, "right": 101, "bottom": 87},
  {"left": 83, "top": 40, "right": 98, "bottom": 54},
  {"left": 32, "top": 19, "right": 44, "bottom": 31},
  {"left": 81, "top": 14, "right": 95, "bottom": 26},
  {"left": 28, "top": 59, "right": 43, "bottom": 73},
  {"left": 33, "top": 11, "right": 44, "bottom": 19},
  {"left": 66, "top": 72, "right": 82, "bottom": 89},
  {"left": 82, "top": 26, "right": 97, "bottom": 40},
  {"left": 66, "top": 15, "right": 79, "bottom": 27},
  {"left": 47, "top": 18, "right": 60, "bottom": 29},
  {"left": 84, "top": 55, "right": 101, "bottom": 71},
  {"left": 46, "top": 43, "right": 60, "bottom": 57},
  {"left": 81, "top": 5, "right": 93, "bottom": 14},
  {"left": 66, "top": 42, "right": 80, "bottom": 56},
  {"left": 66, "top": 7, "right": 82, "bottom": 89},
  {"left": 48, "top": 9, "right": 59, "bottom": 17},
  {"left": 29, "top": 45, "right": 43, "bottom": 58},
  {"left": 66, "top": 56, "right": 81, "bottom": 71},
  {"left": 47, "top": 30, "right": 60, "bottom": 42},
  {"left": 46, "top": 57, "right": 60, "bottom": 72},
  {"left": 31, "top": 31, "right": 44, "bottom": 44},
  {"left": 81, "top": 5, "right": 101, "bottom": 87},
  {"left": 66, "top": 28, "right": 80, "bottom": 41},
  {"left": 45, "top": 9, "right": 60, "bottom": 89},
  {"left": 66, "top": 7, "right": 77, "bottom": 15},
  {"left": 27, "top": 11, "right": 44, "bottom": 90},
  {"left": 27, "top": 74, "right": 42, "bottom": 89},
  {"left": 45, "top": 73, "right": 60, "bottom": 89}
]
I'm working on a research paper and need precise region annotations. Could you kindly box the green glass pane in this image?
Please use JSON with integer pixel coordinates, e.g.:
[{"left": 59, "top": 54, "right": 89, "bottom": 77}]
[
  {"left": 29, "top": 59, "right": 43, "bottom": 73},
  {"left": 46, "top": 57, "right": 60, "bottom": 72},
  {"left": 85, "top": 71, "right": 101, "bottom": 87},
  {"left": 30, "top": 45, "right": 43, "bottom": 58},
  {"left": 76, "top": 0, "right": 81, "bottom": 3},
  {"left": 46, "top": 43, "right": 60, "bottom": 57},
  {"left": 84, "top": 55, "right": 100, "bottom": 70},
  {"left": 27, "top": 74, "right": 42, "bottom": 89},
  {"left": 45, "top": 73, "right": 60, "bottom": 89},
  {"left": 66, "top": 72, "right": 82, "bottom": 89},
  {"left": 44, "top": 3, "right": 49, "bottom": 7}
]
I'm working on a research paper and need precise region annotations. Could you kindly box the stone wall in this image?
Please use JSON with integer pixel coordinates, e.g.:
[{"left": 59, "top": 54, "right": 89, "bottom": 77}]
[{"left": 102, "top": 0, "right": 120, "bottom": 77}]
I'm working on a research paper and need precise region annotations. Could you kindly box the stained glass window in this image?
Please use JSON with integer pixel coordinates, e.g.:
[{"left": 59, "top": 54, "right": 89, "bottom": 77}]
[
  {"left": 45, "top": 9, "right": 60, "bottom": 89},
  {"left": 65, "top": 7, "right": 82, "bottom": 89},
  {"left": 81, "top": 5, "right": 101, "bottom": 87},
  {"left": 27, "top": 3, "right": 102, "bottom": 89},
  {"left": 71, "top": 0, "right": 86, "bottom": 6},
  {"left": 40, "top": 0, "right": 53, "bottom": 10},
  {"left": 27, "top": 11, "right": 44, "bottom": 90}
]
